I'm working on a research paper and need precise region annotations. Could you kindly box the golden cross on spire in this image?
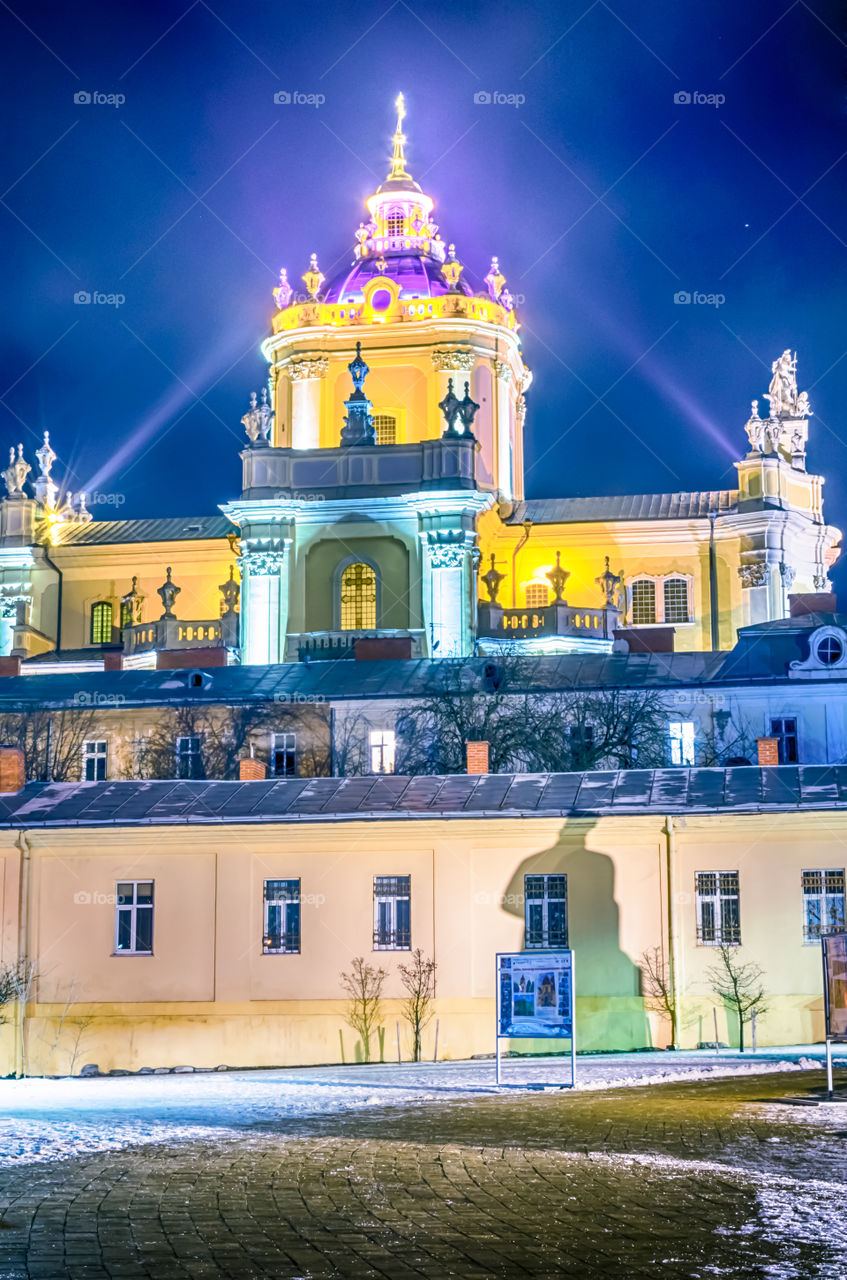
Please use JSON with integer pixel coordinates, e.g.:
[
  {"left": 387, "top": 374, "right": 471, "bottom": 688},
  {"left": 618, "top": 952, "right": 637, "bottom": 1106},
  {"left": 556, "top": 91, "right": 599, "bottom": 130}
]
[{"left": 388, "top": 92, "right": 411, "bottom": 180}]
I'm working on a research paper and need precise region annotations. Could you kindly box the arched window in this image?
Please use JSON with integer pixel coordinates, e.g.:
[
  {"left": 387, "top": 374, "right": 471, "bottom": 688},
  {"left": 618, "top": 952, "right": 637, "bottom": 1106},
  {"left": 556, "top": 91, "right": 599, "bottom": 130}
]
[
  {"left": 340, "top": 562, "right": 377, "bottom": 630},
  {"left": 90, "top": 601, "right": 113, "bottom": 645},
  {"left": 525, "top": 584, "right": 549, "bottom": 609},
  {"left": 663, "top": 577, "right": 690, "bottom": 624},
  {"left": 386, "top": 207, "right": 404, "bottom": 236},
  {"left": 630, "top": 580, "right": 656, "bottom": 626},
  {"left": 373, "top": 414, "right": 397, "bottom": 445}
]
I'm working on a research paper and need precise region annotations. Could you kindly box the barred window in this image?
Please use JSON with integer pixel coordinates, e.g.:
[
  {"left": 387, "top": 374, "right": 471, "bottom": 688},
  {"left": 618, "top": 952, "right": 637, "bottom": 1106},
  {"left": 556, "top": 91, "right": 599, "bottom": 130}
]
[
  {"left": 373, "top": 875, "right": 410, "bottom": 950},
  {"left": 176, "top": 735, "right": 203, "bottom": 780},
  {"left": 115, "top": 881, "right": 153, "bottom": 955},
  {"left": 386, "top": 208, "right": 404, "bottom": 236},
  {"left": 525, "top": 584, "right": 549, "bottom": 609},
  {"left": 696, "top": 871, "right": 740, "bottom": 945},
  {"left": 663, "top": 577, "right": 690, "bottom": 624},
  {"left": 340, "top": 562, "right": 376, "bottom": 630},
  {"left": 524, "top": 874, "right": 568, "bottom": 949},
  {"left": 630, "top": 579, "right": 656, "bottom": 625},
  {"left": 370, "top": 730, "right": 395, "bottom": 775},
  {"left": 802, "top": 869, "right": 845, "bottom": 942},
  {"left": 373, "top": 414, "right": 397, "bottom": 445},
  {"left": 263, "top": 879, "right": 301, "bottom": 954},
  {"left": 90, "top": 601, "right": 113, "bottom": 645}
]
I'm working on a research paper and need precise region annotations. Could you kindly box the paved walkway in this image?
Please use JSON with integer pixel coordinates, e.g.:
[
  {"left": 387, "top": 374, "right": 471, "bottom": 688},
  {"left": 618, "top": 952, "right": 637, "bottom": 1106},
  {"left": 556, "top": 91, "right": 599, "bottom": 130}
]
[{"left": 1, "top": 1069, "right": 846, "bottom": 1278}]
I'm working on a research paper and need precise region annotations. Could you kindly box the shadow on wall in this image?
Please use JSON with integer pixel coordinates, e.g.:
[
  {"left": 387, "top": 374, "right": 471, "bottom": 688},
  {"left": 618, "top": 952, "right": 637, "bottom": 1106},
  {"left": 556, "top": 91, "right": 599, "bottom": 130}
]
[{"left": 502, "top": 824, "right": 651, "bottom": 1053}]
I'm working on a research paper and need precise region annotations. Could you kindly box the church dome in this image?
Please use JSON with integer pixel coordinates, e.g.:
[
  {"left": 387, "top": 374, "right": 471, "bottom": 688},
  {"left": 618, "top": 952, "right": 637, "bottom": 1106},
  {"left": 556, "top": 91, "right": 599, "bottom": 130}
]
[{"left": 323, "top": 254, "right": 474, "bottom": 303}]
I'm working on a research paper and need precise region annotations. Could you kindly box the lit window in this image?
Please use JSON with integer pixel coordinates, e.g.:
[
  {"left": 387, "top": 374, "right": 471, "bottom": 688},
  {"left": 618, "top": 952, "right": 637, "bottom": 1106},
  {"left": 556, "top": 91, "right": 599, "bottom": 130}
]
[
  {"left": 82, "top": 739, "right": 107, "bottom": 782},
  {"left": 373, "top": 414, "right": 397, "bottom": 445},
  {"left": 340, "top": 562, "right": 376, "bottom": 630},
  {"left": 176, "top": 735, "right": 203, "bottom": 780},
  {"left": 818, "top": 635, "right": 844, "bottom": 666},
  {"left": 271, "top": 733, "right": 296, "bottom": 778},
  {"left": 115, "top": 881, "right": 154, "bottom": 955},
  {"left": 90, "top": 601, "right": 113, "bottom": 645},
  {"left": 802, "top": 869, "right": 846, "bottom": 942},
  {"left": 386, "top": 208, "right": 404, "bottom": 236},
  {"left": 373, "top": 875, "right": 410, "bottom": 950},
  {"left": 524, "top": 874, "right": 568, "bottom": 948},
  {"left": 663, "top": 577, "right": 690, "bottom": 624},
  {"left": 696, "top": 871, "right": 740, "bottom": 946},
  {"left": 668, "top": 721, "right": 695, "bottom": 766},
  {"left": 769, "top": 718, "right": 798, "bottom": 764},
  {"left": 263, "top": 879, "right": 301, "bottom": 954},
  {"left": 630, "top": 580, "right": 656, "bottom": 625},
  {"left": 525, "top": 584, "right": 549, "bottom": 609},
  {"left": 370, "top": 730, "right": 395, "bottom": 774}
]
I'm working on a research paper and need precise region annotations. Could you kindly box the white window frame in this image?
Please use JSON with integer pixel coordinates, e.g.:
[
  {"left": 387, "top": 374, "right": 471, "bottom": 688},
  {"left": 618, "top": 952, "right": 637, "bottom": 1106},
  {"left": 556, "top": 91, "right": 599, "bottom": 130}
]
[
  {"left": 370, "top": 730, "right": 396, "bottom": 774},
  {"left": 176, "top": 735, "right": 202, "bottom": 779},
  {"left": 695, "top": 870, "right": 741, "bottom": 946},
  {"left": 82, "top": 739, "right": 108, "bottom": 781},
  {"left": 114, "top": 880, "right": 154, "bottom": 955},
  {"left": 627, "top": 573, "right": 694, "bottom": 626},
  {"left": 802, "top": 869, "right": 846, "bottom": 943},
  {"left": 524, "top": 874, "right": 568, "bottom": 949},
  {"left": 271, "top": 732, "right": 296, "bottom": 778},
  {"left": 263, "top": 879, "right": 301, "bottom": 954},
  {"left": 668, "top": 721, "right": 695, "bottom": 766},
  {"left": 373, "top": 875, "right": 411, "bottom": 951}
]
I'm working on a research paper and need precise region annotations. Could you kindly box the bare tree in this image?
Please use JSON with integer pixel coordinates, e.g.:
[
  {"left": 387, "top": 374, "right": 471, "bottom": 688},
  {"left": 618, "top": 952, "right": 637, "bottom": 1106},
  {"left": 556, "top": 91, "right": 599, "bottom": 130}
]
[
  {"left": 706, "top": 945, "right": 768, "bottom": 1053},
  {"left": 398, "top": 949, "right": 437, "bottom": 1062},
  {"left": 0, "top": 706, "right": 99, "bottom": 781},
  {"left": 698, "top": 710, "right": 760, "bottom": 767},
  {"left": 640, "top": 947, "right": 680, "bottom": 1047},
  {"left": 340, "top": 956, "right": 387, "bottom": 1063},
  {"left": 0, "top": 960, "right": 37, "bottom": 1076},
  {"left": 35, "top": 981, "right": 95, "bottom": 1076},
  {"left": 394, "top": 657, "right": 671, "bottom": 775}
]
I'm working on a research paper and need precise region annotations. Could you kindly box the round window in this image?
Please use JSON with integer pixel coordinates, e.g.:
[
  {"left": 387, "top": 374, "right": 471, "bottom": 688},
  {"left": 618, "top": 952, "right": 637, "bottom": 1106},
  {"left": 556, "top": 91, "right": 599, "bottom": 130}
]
[
  {"left": 370, "top": 288, "right": 392, "bottom": 311},
  {"left": 817, "top": 635, "right": 843, "bottom": 665}
]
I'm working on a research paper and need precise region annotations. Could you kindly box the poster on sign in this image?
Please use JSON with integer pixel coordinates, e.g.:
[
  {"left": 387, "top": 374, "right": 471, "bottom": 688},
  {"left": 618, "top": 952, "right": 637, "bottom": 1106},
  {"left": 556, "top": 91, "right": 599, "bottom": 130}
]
[
  {"left": 822, "top": 931, "right": 847, "bottom": 1040},
  {"left": 496, "top": 951, "right": 575, "bottom": 1086}
]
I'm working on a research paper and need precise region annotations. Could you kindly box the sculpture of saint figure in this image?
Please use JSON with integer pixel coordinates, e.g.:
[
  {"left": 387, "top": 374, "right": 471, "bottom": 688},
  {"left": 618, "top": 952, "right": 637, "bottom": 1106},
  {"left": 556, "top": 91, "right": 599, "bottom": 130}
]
[{"left": 765, "top": 350, "right": 798, "bottom": 416}]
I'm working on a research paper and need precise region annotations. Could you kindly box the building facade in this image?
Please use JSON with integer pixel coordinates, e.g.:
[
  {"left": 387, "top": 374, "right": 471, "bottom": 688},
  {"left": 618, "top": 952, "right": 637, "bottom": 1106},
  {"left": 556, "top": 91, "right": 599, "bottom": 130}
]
[
  {"left": 0, "top": 99, "right": 839, "bottom": 672},
  {"left": 0, "top": 767, "right": 844, "bottom": 1075}
]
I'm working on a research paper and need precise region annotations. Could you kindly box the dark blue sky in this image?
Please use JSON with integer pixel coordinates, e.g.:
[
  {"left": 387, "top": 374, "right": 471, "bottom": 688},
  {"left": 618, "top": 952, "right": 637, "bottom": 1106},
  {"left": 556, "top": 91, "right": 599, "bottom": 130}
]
[{"left": 1, "top": 1, "right": 845, "bottom": 564}]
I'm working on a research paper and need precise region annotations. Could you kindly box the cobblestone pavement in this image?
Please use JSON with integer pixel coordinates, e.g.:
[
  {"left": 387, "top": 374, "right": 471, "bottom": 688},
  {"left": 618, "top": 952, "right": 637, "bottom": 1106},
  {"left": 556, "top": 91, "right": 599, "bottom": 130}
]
[{"left": 1, "top": 1070, "right": 846, "bottom": 1279}]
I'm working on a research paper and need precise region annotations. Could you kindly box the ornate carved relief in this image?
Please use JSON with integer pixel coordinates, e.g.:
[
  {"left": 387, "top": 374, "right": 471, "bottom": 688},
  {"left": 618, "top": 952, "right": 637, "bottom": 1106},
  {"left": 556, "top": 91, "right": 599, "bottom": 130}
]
[
  {"left": 493, "top": 360, "right": 512, "bottom": 384},
  {"left": 285, "top": 356, "right": 329, "bottom": 381},
  {"left": 737, "top": 562, "right": 769, "bottom": 589},
  {"left": 427, "top": 541, "right": 468, "bottom": 569},
  {"left": 241, "top": 550, "right": 285, "bottom": 576},
  {"left": 431, "top": 348, "right": 475, "bottom": 373}
]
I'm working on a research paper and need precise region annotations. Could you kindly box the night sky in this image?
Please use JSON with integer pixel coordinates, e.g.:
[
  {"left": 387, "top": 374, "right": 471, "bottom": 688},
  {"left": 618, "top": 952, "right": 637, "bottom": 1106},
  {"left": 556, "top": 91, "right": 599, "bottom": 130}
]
[{"left": 1, "top": 1, "right": 845, "bottom": 579}]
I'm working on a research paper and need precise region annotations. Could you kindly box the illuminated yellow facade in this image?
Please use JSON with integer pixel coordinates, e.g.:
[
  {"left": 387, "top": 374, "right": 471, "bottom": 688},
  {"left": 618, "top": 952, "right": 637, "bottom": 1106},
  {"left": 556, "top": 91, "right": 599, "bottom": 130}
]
[{"left": 0, "top": 97, "right": 839, "bottom": 669}]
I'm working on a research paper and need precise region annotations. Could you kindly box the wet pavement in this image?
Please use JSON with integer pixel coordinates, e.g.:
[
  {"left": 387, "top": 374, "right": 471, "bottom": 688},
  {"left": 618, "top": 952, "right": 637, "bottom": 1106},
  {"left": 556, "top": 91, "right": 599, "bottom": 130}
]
[{"left": 1, "top": 1068, "right": 846, "bottom": 1279}]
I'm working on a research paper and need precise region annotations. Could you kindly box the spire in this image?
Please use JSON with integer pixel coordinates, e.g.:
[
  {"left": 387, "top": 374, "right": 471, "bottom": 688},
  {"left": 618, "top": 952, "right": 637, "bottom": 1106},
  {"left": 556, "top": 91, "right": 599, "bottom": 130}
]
[{"left": 376, "top": 94, "right": 421, "bottom": 194}]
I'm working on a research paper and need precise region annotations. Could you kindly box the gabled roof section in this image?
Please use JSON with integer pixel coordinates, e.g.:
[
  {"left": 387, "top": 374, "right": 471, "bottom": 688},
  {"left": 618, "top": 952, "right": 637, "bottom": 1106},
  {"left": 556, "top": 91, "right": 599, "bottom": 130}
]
[
  {"left": 1, "top": 766, "right": 844, "bottom": 827},
  {"left": 54, "top": 515, "right": 235, "bottom": 546},
  {"left": 510, "top": 491, "right": 738, "bottom": 525}
]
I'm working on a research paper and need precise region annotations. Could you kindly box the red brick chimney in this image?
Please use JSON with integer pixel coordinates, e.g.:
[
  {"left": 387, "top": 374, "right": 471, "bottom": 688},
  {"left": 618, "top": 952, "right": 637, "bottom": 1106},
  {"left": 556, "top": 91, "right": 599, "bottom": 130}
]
[
  {"left": 0, "top": 746, "right": 25, "bottom": 792},
  {"left": 466, "top": 741, "right": 490, "bottom": 775},
  {"left": 0, "top": 656, "right": 21, "bottom": 677},
  {"left": 789, "top": 592, "right": 837, "bottom": 617},
  {"left": 239, "top": 757, "right": 267, "bottom": 781},
  {"left": 756, "top": 737, "right": 780, "bottom": 767}
]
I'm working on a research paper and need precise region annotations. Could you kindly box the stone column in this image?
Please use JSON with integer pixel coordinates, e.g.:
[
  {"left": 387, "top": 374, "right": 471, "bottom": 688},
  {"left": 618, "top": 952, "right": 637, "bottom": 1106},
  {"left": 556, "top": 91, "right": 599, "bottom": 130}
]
[
  {"left": 421, "top": 537, "right": 475, "bottom": 657},
  {"left": 493, "top": 361, "right": 513, "bottom": 500},
  {"left": 287, "top": 357, "right": 328, "bottom": 450},
  {"left": 0, "top": 599, "right": 18, "bottom": 657},
  {"left": 240, "top": 546, "right": 290, "bottom": 665},
  {"left": 737, "top": 561, "right": 771, "bottom": 626}
]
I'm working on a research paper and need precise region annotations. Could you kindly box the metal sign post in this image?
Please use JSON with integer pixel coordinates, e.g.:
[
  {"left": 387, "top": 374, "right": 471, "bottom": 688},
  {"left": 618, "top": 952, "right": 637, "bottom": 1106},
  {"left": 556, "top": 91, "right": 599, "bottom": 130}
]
[
  {"left": 821, "top": 931, "right": 847, "bottom": 1100},
  {"left": 495, "top": 950, "right": 575, "bottom": 1088}
]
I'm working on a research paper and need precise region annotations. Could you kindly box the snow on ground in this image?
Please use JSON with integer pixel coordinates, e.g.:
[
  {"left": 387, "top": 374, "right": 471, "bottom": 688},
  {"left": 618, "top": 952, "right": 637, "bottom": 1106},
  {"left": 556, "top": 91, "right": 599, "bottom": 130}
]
[{"left": 0, "top": 1048, "right": 843, "bottom": 1168}]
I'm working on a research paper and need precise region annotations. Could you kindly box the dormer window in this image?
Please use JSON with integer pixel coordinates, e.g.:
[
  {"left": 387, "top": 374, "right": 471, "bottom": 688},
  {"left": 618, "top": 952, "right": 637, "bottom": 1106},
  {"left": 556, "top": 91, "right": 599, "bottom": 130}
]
[
  {"left": 386, "top": 207, "right": 404, "bottom": 236},
  {"left": 818, "top": 635, "right": 843, "bottom": 665},
  {"left": 789, "top": 625, "right": 847, "bottom": 678}
]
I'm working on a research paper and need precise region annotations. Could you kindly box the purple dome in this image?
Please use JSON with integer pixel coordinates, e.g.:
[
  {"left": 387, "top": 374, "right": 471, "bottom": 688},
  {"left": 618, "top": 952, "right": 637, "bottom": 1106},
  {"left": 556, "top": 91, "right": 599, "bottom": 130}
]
[{"left": 323, "top": 255, "right": 475, "bottom": 304}]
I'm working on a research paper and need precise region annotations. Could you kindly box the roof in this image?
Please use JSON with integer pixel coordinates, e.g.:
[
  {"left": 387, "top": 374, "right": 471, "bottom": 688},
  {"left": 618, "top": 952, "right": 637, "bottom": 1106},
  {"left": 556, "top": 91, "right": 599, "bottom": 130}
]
[
  {"left": 323, "top": 254, "right": 475, "bottom": 303},
  {"left": 55, "top": 515, "right": 234, "bottom": 546},
  {"left": 0, "top": 652, "right": 732, "bottom": 709},
  {"left": 1, "top": 766, "right": 845, "bottom": 827},
  {"left": 511, "top": 491, "right": 738, "bottom": 525}
]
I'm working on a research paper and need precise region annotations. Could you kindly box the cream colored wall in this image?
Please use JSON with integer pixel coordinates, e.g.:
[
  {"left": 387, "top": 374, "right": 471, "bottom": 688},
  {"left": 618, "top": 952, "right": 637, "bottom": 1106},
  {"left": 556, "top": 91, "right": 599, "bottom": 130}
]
[
  {"left": 0, "top": 810, "right": 838, "bottom": 1075},
  {"left": 50, "top": 538, "right": 236, "bottom": 651}
]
